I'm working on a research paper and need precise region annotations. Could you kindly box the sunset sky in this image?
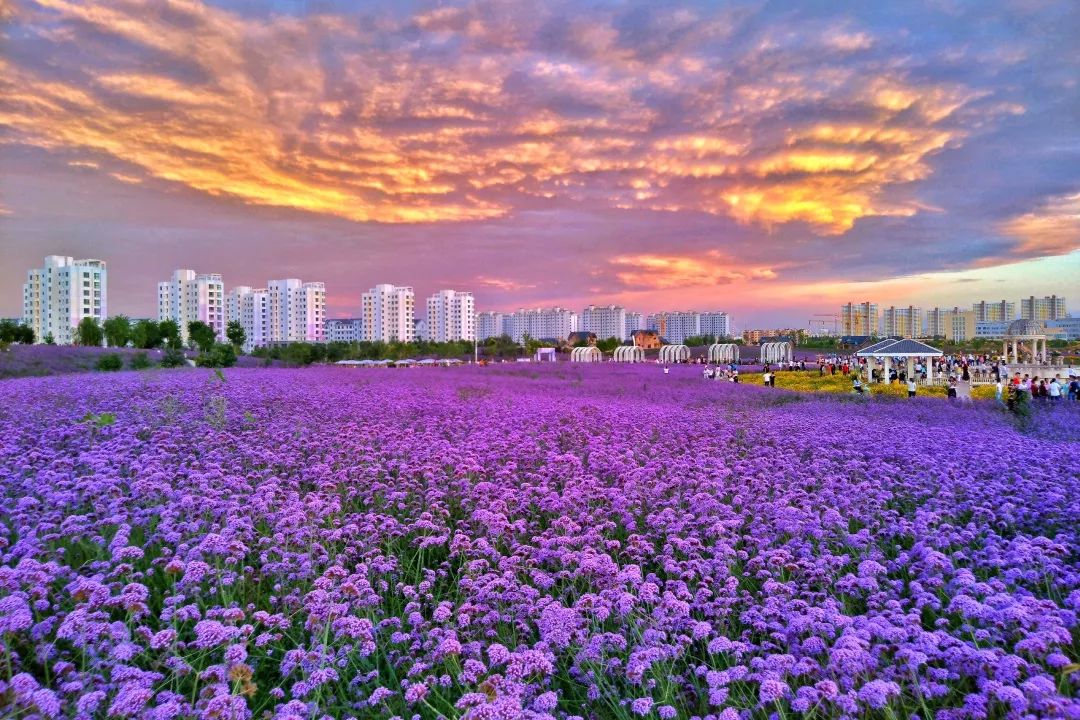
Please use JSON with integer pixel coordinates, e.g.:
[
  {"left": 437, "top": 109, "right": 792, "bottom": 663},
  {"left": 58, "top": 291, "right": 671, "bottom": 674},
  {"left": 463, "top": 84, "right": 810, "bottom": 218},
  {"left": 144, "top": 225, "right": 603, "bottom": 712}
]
[{"left": 1, "top": 0, "right": 1077, "bottom": 326}]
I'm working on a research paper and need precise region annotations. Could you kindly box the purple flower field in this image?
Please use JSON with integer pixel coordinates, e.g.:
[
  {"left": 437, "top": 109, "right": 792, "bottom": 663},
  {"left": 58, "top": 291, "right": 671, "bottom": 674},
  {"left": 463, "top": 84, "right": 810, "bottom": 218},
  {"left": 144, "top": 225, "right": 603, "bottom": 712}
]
[{"left": 1, "top": 365, "right": 1078, "bottom": 719}]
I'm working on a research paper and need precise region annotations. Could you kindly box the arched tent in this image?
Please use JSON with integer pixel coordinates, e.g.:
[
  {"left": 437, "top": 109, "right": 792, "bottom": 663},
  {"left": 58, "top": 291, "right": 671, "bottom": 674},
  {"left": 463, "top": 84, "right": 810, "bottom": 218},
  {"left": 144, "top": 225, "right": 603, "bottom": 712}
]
[
  {"left": 708, "top": 343, "right": 739, "bottom": 364},
  {"left": 570, "top": 346, "right": 602, "bottom": 362},
  {"left": 613, "top": 345, "right": 645, "bottom": 363},
  {"left": 659, "top": 344, "right": 690, "bottom": 364},
  {"left": 760, "top": 341, "right": 793, "bottom": 364}
]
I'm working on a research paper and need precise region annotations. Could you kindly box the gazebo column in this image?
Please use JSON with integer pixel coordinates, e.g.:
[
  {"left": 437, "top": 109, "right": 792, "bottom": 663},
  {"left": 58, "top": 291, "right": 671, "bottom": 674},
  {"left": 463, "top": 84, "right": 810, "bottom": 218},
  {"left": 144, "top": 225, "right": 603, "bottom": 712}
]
[
  {"left": 926, "top": 358, "right": 934, "bottom": 384},
  {"left": 883, "top": 356, "right": 890, "bottom": 384},
  {"left": 1002, "top": 340, "right": 1007, "bottom": 361},
  {"left": 906, "top": 357, "right": 914, "bottom": 382}
]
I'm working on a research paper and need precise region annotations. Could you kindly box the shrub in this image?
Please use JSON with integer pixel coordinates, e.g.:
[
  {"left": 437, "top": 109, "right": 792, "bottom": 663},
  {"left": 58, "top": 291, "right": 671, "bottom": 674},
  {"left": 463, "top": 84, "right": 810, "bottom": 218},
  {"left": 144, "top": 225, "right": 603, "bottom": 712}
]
[
  {"left": 130, "top": 352, "right": 152, "bottom": 370},
  {"left": 196, "top": 343, "right": 237, "bottom": 368},
  {"left": 95, "top": 353, "right": 123, "bottom": 372},
  {"left": 160, "top": 347, "right": 188, "bottom": 368}
]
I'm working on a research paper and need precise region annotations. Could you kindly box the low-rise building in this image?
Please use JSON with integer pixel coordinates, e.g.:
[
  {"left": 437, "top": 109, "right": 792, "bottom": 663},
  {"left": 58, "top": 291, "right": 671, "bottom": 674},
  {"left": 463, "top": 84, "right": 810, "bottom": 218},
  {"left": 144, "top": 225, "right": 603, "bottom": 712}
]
[
  {"left": 325, "top": 318, "right": 364, "bottom": 343},
  {"left": 632, "top": 329, "right": 661, "bottom": 349}
]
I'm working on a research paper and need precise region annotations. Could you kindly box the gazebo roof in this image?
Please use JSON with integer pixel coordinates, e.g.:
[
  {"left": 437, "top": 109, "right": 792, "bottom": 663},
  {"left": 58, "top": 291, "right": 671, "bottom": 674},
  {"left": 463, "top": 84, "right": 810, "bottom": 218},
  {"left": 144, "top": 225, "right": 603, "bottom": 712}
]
[
  {"left": 856, "top": 338, "right": 943, "bottom": 357},
  {"left": 857, "top": 338, "right": 901, "bottom": 354},
  {"left": 1005, "top": 319, "right": 1045, "bottom": 338}
]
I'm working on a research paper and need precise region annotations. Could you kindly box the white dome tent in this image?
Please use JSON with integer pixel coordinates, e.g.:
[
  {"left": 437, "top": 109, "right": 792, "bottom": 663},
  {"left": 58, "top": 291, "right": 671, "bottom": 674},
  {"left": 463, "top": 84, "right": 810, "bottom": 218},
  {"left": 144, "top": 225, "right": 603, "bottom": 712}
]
[
  {"left": 760, "top": 341, "right": 793, "bottom": 365},
  {"left": 613, "top": 345, "right": 645, "bottom": 363},
  {"left": 659, "top": 344, "right": 690, "bottom": 364},
  {"left": 708, "top": 343, "right": 739, "bottom": 364},
  {"left": 570, "top": 346, "right": 602, "bottom": 362}
]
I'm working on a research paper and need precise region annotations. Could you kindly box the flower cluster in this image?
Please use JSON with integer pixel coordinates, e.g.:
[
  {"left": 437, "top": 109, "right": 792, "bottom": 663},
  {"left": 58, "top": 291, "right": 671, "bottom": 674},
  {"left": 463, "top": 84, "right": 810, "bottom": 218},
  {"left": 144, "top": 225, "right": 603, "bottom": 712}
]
[{"left": 0, "top": 364, "right": 1077, "bottom": 719}]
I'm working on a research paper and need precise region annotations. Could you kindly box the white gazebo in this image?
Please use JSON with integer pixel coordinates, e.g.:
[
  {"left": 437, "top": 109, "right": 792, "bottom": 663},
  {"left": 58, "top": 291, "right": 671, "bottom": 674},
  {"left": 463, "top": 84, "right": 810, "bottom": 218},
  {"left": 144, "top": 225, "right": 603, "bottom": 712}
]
[
  {"left": 535, "top": 347, "right": 557, "bottom": 362},
  {"left": 1003, "top": 319, "right": 1048, "bottom": 365},
  {"left": 760, "top": 341, "right": 793, "bottom": 365},
  {"left": 708, "top": 343, "right": 739, "bottom": 364},
  {"left": 570, "top": 346, "right": 602, "bottom": 362},
  {"left": 613, "top": 345, "right": 645, "bottom": 363},
  {"left": 659, "top": 344, "right": 690, "bottom": 364},
  {"left": 856, "top": 338, "right": 943, "bottom": 385}
]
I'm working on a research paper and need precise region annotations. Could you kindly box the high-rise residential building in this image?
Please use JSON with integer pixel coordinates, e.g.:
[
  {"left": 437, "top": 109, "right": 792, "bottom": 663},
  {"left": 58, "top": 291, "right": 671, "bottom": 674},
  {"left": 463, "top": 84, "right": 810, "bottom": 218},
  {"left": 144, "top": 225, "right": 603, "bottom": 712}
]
[
  {"left": 325, "top": 318, "right": 364, "bottom": 343},
  {"left": 225, "top": 286, "right": 271, "bottom": 351},
  {"left": 581, "top": 304, "right": 627, "bottom": 341},
  {"left": 1020, "top": 295, "right": 1066, "bottom": 321},
  {"left": 157, "top": 269, "right": 224, "bottom": 344},
  {"left": 840, "top": 302, "right": 878, "bottom": 336},
  {"left": 646, "top": 311, "right": 700, "bottom": 344},
  {"left": 926, "top": 307, "right": 962, "bottom": 338},
  {"left": 950, "top": 311, "right": 976, "bottom": 342},
  {"left": 508, "top": 307, "right": 578, "bottom": 343},
  {"left": 22, "top": 255, "right": 107, "bottom": 345},
  {"left": 267, "top": 279, "right": 325, "bottom": 344},
  {"left": 476, "top": 311, "right": 506, "bottom": 341},
  {"left": 972, "top": 300, "right": 1015, "bottom": 322},
  {"left": 426, "top": 290, "right": 475, "bottom": 342},
  {"left": 699, "top": 311, "right": 731, "bottom": 339},
  {"left": 414, "top": 318, "right": 427, "bottom": 342},
  {"left": 880, "top": 305, "right": 922, "bottom": 338},
  {"left": 361, "top": 284, "right": 415, "bottom": 342},
  {"left": 624, "top": 312, "right": 643, "bottom": 340}
]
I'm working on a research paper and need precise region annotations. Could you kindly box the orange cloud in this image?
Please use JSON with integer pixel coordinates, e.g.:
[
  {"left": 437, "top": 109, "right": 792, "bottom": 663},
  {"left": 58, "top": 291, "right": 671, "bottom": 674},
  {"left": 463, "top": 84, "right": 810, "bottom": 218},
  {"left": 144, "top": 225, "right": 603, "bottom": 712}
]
[
  {"left": 610, "top": 253, "right": 778, "bottom": 290},
  {"left": 998, "top": 193, "right": 1080, "bottom": 258},
  {"left": 0, "top": 0, "right": 1004, "bottom": 234}
]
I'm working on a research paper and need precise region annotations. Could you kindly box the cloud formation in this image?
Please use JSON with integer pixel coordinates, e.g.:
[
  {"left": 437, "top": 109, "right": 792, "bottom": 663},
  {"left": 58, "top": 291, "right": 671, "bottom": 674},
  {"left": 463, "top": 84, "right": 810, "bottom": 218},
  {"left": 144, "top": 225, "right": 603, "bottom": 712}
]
[{"left": 0, "top": 0, "right": 1077, "bottom": 320}]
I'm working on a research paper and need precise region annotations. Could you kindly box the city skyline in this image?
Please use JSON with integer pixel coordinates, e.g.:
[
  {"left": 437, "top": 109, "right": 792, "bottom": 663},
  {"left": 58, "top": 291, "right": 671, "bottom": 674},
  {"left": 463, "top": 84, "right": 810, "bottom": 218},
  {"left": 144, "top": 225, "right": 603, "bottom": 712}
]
[{"left": 1, "top": 0, "right": 1078, "bottom": 324}]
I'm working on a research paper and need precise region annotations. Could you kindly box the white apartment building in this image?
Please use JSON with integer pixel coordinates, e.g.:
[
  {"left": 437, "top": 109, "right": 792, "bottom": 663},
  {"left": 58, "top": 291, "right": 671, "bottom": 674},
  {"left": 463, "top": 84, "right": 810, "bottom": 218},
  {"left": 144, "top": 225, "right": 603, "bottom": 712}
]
[
  {"left": 1020, "top": 295, "right": 1067, "bottom": 321},
  {"left": 840, "top": 302, "right": 878, "bottom": 336},
  {"left": 22, "top": 255, "right": 107, "bottom": 345},
  {"left": 267, "top": 279, "right": 326, "bottom": 344},
  {"left": 325, "top": 318, "right": 364, "bottom": 343},
  {"left": 972, "top": 300, "right": 1015, "bottom": 322},
  {"left": 699, "top": 311, "right": 731, "bottom": 339},
  {"left": 426, "top": 290, "right": 475, "bottom": 342},
  {"left": 646, "top": 311, "right": 701, "bottom": 344},
  {"left": 581, "top": 304, "right": 628, "bottom": 341},
  {"left": 624, "top": 312, "right": 643, "bottom": 340},
  {"left": 226, "top": 286, "right": 270, "bottom": 352},
  {"left": 880, "top": 305, "right": 922, "bottom": 338},
  {"left": 509, "top": 307, "right": 578, "bottom": 343},
  {"left": 157, "top": 269, "right": 225, "bottom": 344},
  {"left": 476, "top": 311, "right": 506, "bottom": 341},
  {"left": 361, "top": 284, "right": 415, "bottom": 342}
]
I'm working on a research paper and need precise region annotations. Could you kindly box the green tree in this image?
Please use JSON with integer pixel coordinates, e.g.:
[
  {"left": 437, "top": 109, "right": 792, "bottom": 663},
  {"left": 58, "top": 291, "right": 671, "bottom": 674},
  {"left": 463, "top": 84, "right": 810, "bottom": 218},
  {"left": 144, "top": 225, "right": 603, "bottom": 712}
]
[
  {"left": 186, "top": 321, "right": 217, "bottom": 352},
  {"left": 44, "top": 333, "right": 55, "bottom": 345},
  {"left": 103, "top": 315, "right": 131, "bottom": 347},
  {"left": 131, "top": 319, "right": 162, "bottom": 349},
  {"left": 15, "top": 324, "right": 34, "bottom": 344},
  {"left": 0, "top": 319, "right": 18, "bottom": 342},
  {"left": 74, "top": 317, "right": 104, "bottom": 346},
  {"left": 158, "top": 319, "right": 181, "bottom": 349},
  {"left": 595, "top": 336, "right": 621, "bottom": 353},
  {"left": 225, "top": 320, "right": 246, "bottom": 351}
]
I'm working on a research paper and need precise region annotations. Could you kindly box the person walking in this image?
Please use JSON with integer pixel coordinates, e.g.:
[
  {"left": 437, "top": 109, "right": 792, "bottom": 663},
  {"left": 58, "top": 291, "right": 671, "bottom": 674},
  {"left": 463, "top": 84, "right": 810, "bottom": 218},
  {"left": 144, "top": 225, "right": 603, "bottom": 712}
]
[
  {"left": 907, "top": 378, "right": 916, "bottom": 398},
  {"left": 995, "top": 379, "right": 1004, "bottom": 406},
  {"left": 762, "top": 370, "right": 771, "bottom": 387},
  {"left": 1049, "top": 375, "right": 1062, "bottom": 403}
]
